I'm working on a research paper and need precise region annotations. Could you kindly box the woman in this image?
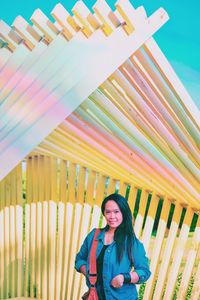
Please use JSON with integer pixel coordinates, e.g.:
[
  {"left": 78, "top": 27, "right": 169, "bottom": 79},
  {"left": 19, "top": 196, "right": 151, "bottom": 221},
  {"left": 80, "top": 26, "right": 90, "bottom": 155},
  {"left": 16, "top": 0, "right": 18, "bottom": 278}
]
[{"left": 75, "top": 193, "right": 151, "bottom": 300}]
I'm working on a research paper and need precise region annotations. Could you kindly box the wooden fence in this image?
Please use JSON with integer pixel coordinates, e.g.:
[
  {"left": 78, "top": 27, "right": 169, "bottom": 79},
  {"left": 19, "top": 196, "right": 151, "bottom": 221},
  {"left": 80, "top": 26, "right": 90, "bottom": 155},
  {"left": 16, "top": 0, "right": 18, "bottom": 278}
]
[{"left": 0, "top": 157, "right": 199, "bottom": 300}]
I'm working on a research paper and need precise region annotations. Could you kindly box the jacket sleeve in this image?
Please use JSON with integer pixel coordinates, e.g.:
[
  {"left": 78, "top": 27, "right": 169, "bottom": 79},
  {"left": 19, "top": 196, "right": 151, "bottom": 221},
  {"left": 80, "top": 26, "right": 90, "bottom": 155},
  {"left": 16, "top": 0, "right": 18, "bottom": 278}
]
[
  {"left": 75, "top": 228, "right": 96, "bottom": 272},
  {"left": 132, "top": 236, "right": 151, "bottom": 284}
]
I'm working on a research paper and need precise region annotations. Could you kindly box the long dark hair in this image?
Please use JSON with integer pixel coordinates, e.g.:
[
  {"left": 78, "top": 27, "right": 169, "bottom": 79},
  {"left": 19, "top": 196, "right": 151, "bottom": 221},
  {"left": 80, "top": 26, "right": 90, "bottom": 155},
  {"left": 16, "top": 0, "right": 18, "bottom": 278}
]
[{"left": 101, "top": 193, "right": 134, "bottom": 263}]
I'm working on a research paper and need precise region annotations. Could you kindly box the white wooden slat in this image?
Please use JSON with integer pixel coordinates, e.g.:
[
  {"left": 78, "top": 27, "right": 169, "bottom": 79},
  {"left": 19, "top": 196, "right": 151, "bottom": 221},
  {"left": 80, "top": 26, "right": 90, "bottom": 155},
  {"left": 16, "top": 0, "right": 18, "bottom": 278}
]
[
  {"left": 30, "top": 9, "right": 59, "bottom": 43},
  {"left": 35, "top": 202, "right": 42, "bottom": 299},
  {"left": 9, "top": 205, "right": 16, "bottom": 297},
  {"left": 0, "top": 209, "right": 4, "bottom": 299},
  {"left": 141, "top": 194, "right": 159, "bottom": 252},
  {"left": 15, "top": 205, "right": 23, "bottom": 297},
  {"left": 115, "top": 0, "right": 148, "bottom": 32},
  {"left": 41, "top": 201, "right": 48, "bottom": 300},
  {"left": 0, "top": 20, "right": 23, "bottom": 52},
  {"left": 24, "top": 204, "right": 30, "bottom": 297},
  {"left": 190, "top": 258, "right": 200, "bottom": 300},
  {"left": 72, "top": 1, "right": 95, "bottom": 36},
  {"left": 177, "top": 219, "right": 200, "bottom": 299},
  {"left": 47, "top": 201, "right": 57, "bottom": 300},
  {"left": 163, "top": 208, "right": 194, "bottom": 299},
  {"left": 92, "top": 0, "right": 116, "bottom": 34},
  {"left": 61, "top": 202, "right": 73, "bottom": 300},
  {"left": 51, "top": 3, "right": 75, "bottom": 40},
  {"left": 67, "top": 203, "right": 82, "bottom": 300},
  {"left": 12, "top": 16, "right": 41, "bottom": 50},
  {"left": 72, "top": 204, "right": 92, "bottom": 300},
  {"left": 30, "top": 203, "right": 36, "bottom": 298},
  {"left": 143, "top": 198, "right": 171, "bottom": 299},
  {"left": 55, "top": 202, "right": 65, "bottom": 300},
  {"left": 153, "top": 202, "right": 182, "bottom": 299}
]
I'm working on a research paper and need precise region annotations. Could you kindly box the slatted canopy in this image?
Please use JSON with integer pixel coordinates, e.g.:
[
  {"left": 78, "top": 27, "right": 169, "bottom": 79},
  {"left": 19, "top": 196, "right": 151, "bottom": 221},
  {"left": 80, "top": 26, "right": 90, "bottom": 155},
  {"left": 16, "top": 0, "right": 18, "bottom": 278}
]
[
  {"left": 0, "top": 0, "right": 199, "bottom": 208},
  {"left": 0, "top": 0, "right": 200, "bottom": 300}
]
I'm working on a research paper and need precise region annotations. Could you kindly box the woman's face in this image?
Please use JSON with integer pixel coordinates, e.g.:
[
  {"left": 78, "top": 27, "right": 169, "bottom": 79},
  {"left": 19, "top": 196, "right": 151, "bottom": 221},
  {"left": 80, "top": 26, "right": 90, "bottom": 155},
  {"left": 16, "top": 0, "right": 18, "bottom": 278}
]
[{"left": 104, "top": 200, "right": 123, "bottom": 230}]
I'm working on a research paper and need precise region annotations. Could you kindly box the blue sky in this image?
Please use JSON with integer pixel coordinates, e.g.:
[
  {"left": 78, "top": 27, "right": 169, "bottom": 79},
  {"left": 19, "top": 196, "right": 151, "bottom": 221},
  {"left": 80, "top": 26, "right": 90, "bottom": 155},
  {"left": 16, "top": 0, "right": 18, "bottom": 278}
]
[{"left": 1, "top": 0, "right": 200, "bottom": 109}]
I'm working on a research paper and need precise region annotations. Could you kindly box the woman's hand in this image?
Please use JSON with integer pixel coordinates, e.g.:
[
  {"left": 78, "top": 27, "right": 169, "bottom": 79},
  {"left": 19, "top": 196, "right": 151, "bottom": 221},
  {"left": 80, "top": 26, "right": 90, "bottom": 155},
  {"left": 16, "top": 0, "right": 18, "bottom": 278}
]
[{"left": 110, "top": 274, "right": 124, "bottom": 288}]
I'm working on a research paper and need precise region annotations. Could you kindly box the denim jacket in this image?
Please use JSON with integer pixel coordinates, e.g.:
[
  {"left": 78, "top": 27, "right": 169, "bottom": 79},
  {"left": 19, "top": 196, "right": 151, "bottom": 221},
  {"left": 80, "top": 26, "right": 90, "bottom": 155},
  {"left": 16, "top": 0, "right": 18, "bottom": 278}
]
[{"left": 75, "top": 228, "right": 151, "bottom": 300}]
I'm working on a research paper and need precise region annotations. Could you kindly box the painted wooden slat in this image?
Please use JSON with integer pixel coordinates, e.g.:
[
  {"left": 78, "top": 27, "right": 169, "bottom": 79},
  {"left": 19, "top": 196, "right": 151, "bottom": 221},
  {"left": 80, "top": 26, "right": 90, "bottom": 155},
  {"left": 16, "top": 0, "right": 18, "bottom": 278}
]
[
  {"left": 30, "top": 9, "right": 59, "bottom": 44},
  {"left": 51, "top": 3, "right": 74, "bottom": 40},
  {"left": 118, "top": 181, "right": 127, "bottom": 197},
  {"left": 153, "top": 202, "right": 183, "bottom": 299},
  {"left": 60, "top": 202, "right": 73, "bottom": 299},
  {"left": 127, "top": 185, "right": 138, "bottom": 214},
  {"left": 107, "top": 178, "right": 117, "bottom": 195},
  {"left": 12, "top": 16, "right": 40, "bottom": 50},
  {"left": 47, "top": 201, "right": 57, "bottom": 300},
  {"left": 0, "top": 178, "right": 5, "bottom": 299},
  {"left": 72, "top": 1, "right": 94, "bottom": 37},
  {"left": 0, "top": 20, "right": 23, "bottom": 52},
  {"left": 92, "top": 0, "right": 115, "bottom": 36},
  {"left": 143, "top": 197, "right": 171, "bottom": 299},
  {"left": 115, "top": 0, "right": 148, "bottom": 35},
  {"left": 190, "top": 258, "right": 200, "bottom": 300},
  {"left": 95, "top": 174, "right": 106, "bottom": 206},
  {"left": 134, "top": 189, "right": 149, "bottom": 238},
  {"left": 141, "top": 193, "right": 159, "bottom": 252},
  {"left": 177, "top": 215, "right": 200, "bottom": 299},
  {"left": 163, "top": 207, "right": 194, "bottom": 299}
]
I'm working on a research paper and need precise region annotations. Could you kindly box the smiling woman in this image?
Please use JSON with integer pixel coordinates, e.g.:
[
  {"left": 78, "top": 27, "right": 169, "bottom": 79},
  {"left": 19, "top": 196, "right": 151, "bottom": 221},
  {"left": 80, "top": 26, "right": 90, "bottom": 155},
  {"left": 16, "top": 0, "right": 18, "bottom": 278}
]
[{"left": 75, "top": 193, "right": 151, "bottom": 300}]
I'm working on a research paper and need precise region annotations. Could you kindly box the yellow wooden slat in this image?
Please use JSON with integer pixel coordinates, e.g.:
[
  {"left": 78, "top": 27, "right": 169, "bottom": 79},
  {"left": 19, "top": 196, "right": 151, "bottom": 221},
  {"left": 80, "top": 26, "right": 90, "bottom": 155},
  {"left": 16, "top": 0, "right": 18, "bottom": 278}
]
[
  {"left": 95, "top": 174, "right": 106, "bottom": 207},
  {"left": 127, "top": 184, "right": 138, "bottom": 214},
  {"left": 85, "top": 169, "right": 96, "bottom": 205},
  {"left": 59, "top": 159, "right": 67, "bottom": 203},
  {"left": 67, "top": 162, "right": 76, "bottom": 204},
  {"left": 177, "top": 215, "right": 200, "bottom": 299},
  {"left": 118, "top": 181, "right": 128, "bottom": 197},
  {"left": 190, "top": 257, "right": 200, "bottom": 300},
  {"left": 153, "top": 201, "right": 183, "bottom": 299},
  {"left": 141, "top": 193, "right": 159, "bottom": 252},
  {"left": 76, "top": 166, "right": 86, "bottom": 205},
  {"left": 50, "top": 157, "right": 57, "bottom": 201},
  {"left": 143, "top": 197, "right": 171, "bottom": 299},
  {"left": 106, "top": 178, "right": 117, "bottom": 195},
  {"left": 163, "top": 207, "right": 194, "bottom": 300},
  {"left": 44, "top": 156, "right": 51, "bottom": 201},
  {"left": 134, "top": 189, "right": 149, "bottom": 238}
]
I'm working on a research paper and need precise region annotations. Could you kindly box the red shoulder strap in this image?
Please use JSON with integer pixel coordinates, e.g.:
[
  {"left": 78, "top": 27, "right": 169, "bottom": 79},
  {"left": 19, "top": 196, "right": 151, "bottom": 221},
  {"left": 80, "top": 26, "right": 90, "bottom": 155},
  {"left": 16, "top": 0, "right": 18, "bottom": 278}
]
[{"left": 89, "top": 228, "right": 100, "bottom": 286}]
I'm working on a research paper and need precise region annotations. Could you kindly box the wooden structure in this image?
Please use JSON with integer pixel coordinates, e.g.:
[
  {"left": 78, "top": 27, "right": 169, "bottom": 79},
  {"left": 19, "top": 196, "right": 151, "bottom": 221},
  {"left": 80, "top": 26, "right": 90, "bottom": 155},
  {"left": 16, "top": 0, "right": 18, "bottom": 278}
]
[{"left": 0, "top": 0, "right": 199, "bottom": 299}]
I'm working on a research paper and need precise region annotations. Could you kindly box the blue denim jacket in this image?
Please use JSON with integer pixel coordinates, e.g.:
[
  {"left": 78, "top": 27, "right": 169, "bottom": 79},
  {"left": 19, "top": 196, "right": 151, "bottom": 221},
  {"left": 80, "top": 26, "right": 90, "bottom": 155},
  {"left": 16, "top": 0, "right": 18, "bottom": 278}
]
[{"left": 75, "top": 228, "right": 151, "bottom": 300}]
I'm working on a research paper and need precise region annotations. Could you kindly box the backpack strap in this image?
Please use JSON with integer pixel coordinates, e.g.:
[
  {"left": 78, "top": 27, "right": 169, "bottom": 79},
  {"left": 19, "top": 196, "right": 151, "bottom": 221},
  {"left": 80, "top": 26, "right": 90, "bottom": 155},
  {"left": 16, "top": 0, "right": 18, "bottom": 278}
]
[{"left": 88, "top": 229, "right": 100, "bottom": 286}]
